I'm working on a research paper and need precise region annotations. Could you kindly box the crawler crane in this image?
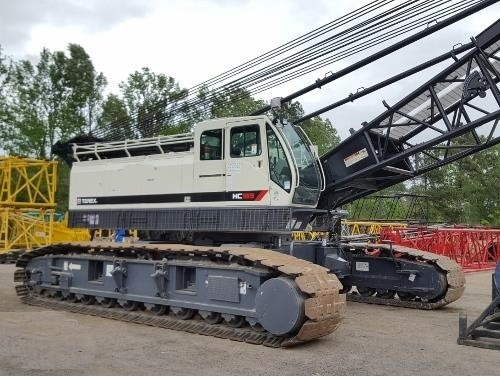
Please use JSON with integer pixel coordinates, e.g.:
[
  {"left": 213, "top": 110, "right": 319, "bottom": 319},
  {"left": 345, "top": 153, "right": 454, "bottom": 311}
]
[{"left": 14, "top": 17, "right": 500, "bottom": 346}]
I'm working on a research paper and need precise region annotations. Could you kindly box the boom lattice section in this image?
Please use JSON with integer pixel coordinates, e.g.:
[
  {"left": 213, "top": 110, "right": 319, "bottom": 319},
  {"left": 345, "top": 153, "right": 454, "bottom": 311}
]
[
  {"left": 381, "top": 227, "right": 500, "bottom": 271},
  {"left": 0, "top": 157, "right": 89, "bottom": 260},
  {"left": 319, "top": 21, "right": 500, "bottom": 209}
]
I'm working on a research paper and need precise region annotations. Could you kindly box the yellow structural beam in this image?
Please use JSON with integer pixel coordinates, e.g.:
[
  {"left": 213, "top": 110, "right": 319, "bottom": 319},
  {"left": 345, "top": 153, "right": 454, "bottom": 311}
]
[
  {"left": 0, "top": 157, "right": 90, "bottom": 255},
  {"left": 292, "top": 231, "right": 328, "bottom": 241},
  {"left": 292, "top": 221, "right": 408, "bottom": 241},
  {"left": 0, "top": 208, "right": 54, "bottom": 253},
  {"left": 51, "top": 213, "right": 90, "bottom": 243},
  {"left": 92, "top": 228, "right": 139, "bottom": 242},
  {"left": 0, "top": 157, "right": 57, "bottom": 208},
  {"left": 343, "top": 220, "right": 407, "bottom": 235},
  {"left": 0, "top": 209, "right": 90, "bottom": 254}
]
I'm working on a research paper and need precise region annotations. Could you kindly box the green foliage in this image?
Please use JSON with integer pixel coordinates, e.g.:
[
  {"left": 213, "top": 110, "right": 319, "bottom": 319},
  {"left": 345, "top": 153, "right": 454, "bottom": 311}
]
[
  {"left": 55, "top": 162, "right": 70, "bottom": 211},
  {"left": 117, "top": 67, "right": 190, "bottom": 137},
  {"left": 0, "top": 47, "right": 14, "bottom": 149},
  {"left": 350, "top": 141, "right": 499, "bottom": 226},
  {"left": 0, "top": 44, "right": 106, "bottom": 158},
  {"left": 97, "top": 93, "right": 131, "bottom": 138},
  {"left": 300, "top": 117, "right": 340, "bottom": 155},
  {"left": 418, "top": 144, "right": 499, "bottom": 225},
  {"left": 271, "top": 101, "right": 340, "bottom": 154},
  {"left": 208, "top": 87, "right": 265, "bottom": 118},
  {"left": 63, "top": 44, "right": 107, "bottom": 133}
]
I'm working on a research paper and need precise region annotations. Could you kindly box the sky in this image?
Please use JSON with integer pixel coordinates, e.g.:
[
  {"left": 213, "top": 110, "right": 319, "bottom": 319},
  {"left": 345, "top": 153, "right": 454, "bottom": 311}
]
[{"left": 1, "top": 0, "right": 499, "bottom": 139}]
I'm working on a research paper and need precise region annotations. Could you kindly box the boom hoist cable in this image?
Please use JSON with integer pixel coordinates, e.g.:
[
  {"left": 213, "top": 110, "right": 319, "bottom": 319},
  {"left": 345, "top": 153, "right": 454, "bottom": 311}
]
[
  {"left": 243, "top": 0, "right": 482, "bottom": 96},
  {"left": 146, "top": 1, "right": 479, "bottom": 134},
  {"left": 252, "top": 0, "right": 498, "bottom": 115},
  {"left": 145, "top": 1, "right": 494, "bottom": 133},
  {"left": 84, "top": 0, "right": 495, "bottom": 143},
  {"left": 95, "top": 0, "right": 395, "bottom": 137}
]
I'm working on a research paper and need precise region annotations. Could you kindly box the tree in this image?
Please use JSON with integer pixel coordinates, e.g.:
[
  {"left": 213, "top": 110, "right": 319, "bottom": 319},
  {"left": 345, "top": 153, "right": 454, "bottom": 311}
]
[
  {"left": 0, "top": 45, "right": 106, "bottom": 210},
  {"left": 409, "top": 137, "right": 500, "bottom": 225},
  {"left": 96, "top": 94, "right": 132, "bottom": 138},
  {"left": 208, "top": 87, "right": 265, "bottom": 118},
  {"left": 0, "top": 46, "right": 13, "bottom": 149},
  {"left": 63, "top": 44, "right": 107, "bottom": 134},
  {"left": 272, "top": 100, "right": 340, "bottom": 155},
  {"left": 300, "top": 116, "right": 341, "bottom": 155},
  {"left": 117, "top": 67, "right": 189, "bottom": 137},
  {"left": 0, "top": 44, "right": 106, "bottom": 158}
]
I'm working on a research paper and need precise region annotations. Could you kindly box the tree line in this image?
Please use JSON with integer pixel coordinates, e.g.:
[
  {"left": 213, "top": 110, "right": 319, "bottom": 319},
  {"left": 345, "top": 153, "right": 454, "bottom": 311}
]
[
  {"left": 0, "top": 44, "right": 497, "bottom": 225},
  {"left": 0, "top": 44, "right": 339, "bottom": 158}
]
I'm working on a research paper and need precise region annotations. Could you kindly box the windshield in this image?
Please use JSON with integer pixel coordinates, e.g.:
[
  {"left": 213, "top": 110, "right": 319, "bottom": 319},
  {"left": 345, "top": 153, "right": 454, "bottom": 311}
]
[{"left": 279, "top": 122, "right": 321, "bottom": 206}]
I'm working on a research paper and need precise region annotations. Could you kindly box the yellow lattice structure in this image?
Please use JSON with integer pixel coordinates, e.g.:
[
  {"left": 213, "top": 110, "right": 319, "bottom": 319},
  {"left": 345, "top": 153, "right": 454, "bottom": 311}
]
[
  {"left": 292, "top": 231, "right": 328, "bottom": 241},
  {"left": 0, "top": 157, "right": 57, "bottom": 208},
  {"left": 0, "top": 157, "right": 89, "bottom": 258},
  {"left": 0, "top": 157, "right": 57, "bottom": 256},
  {"left": 344, "top": 220, "right": 407, "bottom": 236},
  {"left": 51, "top": 213, "right": 90, "bottom": 243},
  {"left": 91, "top": 228, "right": 139, "bottom": 242},
  {"left": 292, "top": 221, "right": 408, "bottom": 241},
  {"left": 0, "top": 208, "right": 54, "bottom": 250}
]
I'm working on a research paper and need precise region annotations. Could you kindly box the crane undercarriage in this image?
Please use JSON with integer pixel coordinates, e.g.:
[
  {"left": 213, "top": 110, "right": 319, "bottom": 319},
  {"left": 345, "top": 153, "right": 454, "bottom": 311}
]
[{"left": 13, "top": 239, "right": 464, "bottom": 345}]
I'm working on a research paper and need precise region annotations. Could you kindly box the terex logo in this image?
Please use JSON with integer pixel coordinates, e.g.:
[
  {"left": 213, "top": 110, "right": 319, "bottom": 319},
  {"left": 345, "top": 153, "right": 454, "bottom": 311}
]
[
  {"left": 232, "top": 192, "right": 255, "bottom": 200},
  {"left": 77, "top": 197, "right": 98, "bottom": 205}
]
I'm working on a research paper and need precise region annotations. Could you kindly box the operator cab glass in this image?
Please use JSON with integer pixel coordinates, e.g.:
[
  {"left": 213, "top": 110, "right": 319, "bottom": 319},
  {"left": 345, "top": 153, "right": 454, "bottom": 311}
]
[
  {"left": 268, "top": 122, "right": 321, "bottom": 205},
  {"left": 267, "top": 125, "right": 292, "bottom": 192},
  {"left": 279, "top": 122, "right": 321, "bottom": 205}
]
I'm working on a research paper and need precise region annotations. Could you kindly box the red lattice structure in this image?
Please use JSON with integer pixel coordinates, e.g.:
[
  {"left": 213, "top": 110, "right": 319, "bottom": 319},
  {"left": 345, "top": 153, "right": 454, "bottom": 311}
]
[{"left": 380, "top": 227, "right": 500, "bottom": 271}]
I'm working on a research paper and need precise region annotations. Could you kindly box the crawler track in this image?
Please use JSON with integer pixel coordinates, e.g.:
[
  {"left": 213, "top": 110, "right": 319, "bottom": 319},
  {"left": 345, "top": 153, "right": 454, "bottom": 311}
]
[
  {"left": 345, "top": 243, "right": 465, "bottom": 309},
  {"left": 14, "top": 241, "right": 346, "bottom": 347}
]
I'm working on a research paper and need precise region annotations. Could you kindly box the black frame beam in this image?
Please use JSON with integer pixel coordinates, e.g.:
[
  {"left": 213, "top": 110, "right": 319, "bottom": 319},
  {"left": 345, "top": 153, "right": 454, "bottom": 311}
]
[{"left": 317, "top": 19, "right": 500, "bottom": 210}]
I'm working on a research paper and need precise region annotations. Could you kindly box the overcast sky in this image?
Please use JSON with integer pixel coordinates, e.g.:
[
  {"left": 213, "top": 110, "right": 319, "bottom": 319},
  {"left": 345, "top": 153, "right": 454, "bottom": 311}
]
[{"left": 1, "top": 0, "right": 499, "bottom": 139}]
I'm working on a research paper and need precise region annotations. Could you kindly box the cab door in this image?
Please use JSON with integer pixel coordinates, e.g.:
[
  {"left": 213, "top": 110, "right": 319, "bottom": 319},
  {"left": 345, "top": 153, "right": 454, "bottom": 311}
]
[
  {"left": 193, "top": 127, "right": 225, "bottom": 195},
  {"left": 225, "top": 121, "right": 270, "bottom": 205}
]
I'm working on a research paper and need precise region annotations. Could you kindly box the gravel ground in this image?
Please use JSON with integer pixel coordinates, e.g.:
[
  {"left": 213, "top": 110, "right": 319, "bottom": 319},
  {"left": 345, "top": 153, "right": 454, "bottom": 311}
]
[{"left": 0, "top": 263, "right": 498, "bottom": 376}]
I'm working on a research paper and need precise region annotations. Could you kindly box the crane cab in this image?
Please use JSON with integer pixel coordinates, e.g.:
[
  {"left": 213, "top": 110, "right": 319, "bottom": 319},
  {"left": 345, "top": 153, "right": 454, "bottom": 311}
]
[
  {"left": 192, "top": 116, "right": 323, "bottom": 208},
  {"left": 67, "top": 116, "right": 325, "bottom": 235}
]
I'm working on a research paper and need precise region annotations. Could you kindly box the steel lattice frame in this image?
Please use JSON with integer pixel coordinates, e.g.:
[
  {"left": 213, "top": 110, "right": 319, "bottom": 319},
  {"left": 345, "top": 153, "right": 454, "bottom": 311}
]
[
  {"left": 319, "top": 20, "right": 500, "bottom": 210},
  {"left": 0, "top": 157, "right": 58, "bottom": 255},
  {"left": 0, "top": 157, "right": 57, "bottom": 208},
  {"left": 0, "top": 208, "right": 56, "bottom": 252}
]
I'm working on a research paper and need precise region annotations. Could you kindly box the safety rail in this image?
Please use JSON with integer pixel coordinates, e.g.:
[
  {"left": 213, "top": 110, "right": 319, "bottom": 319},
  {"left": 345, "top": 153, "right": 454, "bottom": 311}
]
[{"left": 73, "top": 133, "right": 194, "bottom": 161}]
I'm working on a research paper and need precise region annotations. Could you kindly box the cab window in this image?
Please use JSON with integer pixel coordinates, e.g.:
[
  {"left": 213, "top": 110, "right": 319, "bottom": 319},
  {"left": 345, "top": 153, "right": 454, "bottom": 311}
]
[
  {"left": 266, "top": 125, "right": 292, "bottom": 192},
  {"left": 230, "top": 124, "right": 261, "bottom": 158},
  {"left": 200, "top": 129, "right": 222, "bottom": 160}
]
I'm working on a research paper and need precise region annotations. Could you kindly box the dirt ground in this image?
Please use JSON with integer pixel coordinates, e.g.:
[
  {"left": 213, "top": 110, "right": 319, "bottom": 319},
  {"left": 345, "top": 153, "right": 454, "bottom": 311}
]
[{"left": 0, "top": 264, "right": 498, "bottom": 376}]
